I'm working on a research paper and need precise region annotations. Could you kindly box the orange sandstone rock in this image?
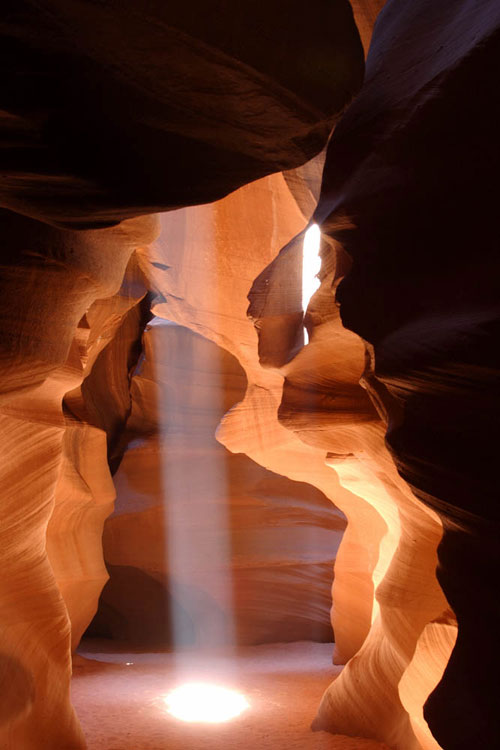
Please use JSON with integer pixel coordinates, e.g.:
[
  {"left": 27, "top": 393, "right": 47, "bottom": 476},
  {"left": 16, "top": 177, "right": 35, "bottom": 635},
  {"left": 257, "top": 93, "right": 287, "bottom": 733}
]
[
  {"left": 133, "top": 170, "right": 393, "bottom": 663},
  {"left": 0, "top": 211, "right": 158, "bottom": 749},
  {"left": 305, "top": 0, "right": 500, "bottom": 747},
  {"left": 92, "top": 321, "right": 344, "bottom": 646}
]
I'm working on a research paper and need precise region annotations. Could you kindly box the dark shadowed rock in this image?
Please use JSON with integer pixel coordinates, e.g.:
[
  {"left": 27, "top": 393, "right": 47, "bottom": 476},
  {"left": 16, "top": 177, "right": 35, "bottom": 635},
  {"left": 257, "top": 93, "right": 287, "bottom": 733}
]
[
  {"left": 0, "top": 0, "right": 364, "bottom": 229},
  {"left": 307, "top": 0, "right": 500, "bottom": 747}
]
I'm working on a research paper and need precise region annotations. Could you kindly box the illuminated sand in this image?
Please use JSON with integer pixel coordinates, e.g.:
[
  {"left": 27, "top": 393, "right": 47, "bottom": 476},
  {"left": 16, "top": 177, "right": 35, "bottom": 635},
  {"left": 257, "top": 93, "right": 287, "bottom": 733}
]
[
  {"left": 164, "top": 683, "right": 249, "bottom": 723},
  {"left": 72, "top": 641, "right": 390, "bottom": 750}
]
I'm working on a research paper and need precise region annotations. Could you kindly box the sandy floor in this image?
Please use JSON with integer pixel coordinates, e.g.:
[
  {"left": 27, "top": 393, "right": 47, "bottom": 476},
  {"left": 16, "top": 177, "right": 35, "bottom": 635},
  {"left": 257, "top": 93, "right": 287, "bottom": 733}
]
[{"left": 73, "top": 641, "right": 390, "bottom": 750}]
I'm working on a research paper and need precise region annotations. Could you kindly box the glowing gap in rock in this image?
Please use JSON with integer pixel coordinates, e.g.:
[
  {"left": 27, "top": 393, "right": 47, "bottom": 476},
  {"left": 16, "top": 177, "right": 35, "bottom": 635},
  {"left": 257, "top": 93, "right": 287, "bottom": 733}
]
[
  {"left": 164, "top": 683, "right": 249, "bottom": 723},
  {"left": 302, "top": 224, "right": 321, "bottom": 344}
]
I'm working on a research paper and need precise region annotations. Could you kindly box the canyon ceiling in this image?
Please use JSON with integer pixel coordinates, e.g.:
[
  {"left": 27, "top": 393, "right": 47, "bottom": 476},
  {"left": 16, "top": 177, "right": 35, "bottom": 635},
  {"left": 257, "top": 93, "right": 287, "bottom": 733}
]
[{"left": 0, "top": 1, "right": 499, "bottom": 749}]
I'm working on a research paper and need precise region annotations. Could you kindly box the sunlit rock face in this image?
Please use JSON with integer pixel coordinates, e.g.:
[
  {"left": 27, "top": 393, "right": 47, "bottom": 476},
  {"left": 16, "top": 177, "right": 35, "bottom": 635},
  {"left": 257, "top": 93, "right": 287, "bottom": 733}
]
[
  {"left": 47, "top": 255, "right": 151, "bottom": 652},
  {"left": 253, "top": 207, "right": 456, "bottom": 750},
  {"left": 0, "top": 5, "right": 366, "bottom": 747},
  {"left": 132, "top": 168, "right": 391, "bottom": 658},
  {"left": 248, "top": 177, "right": 455, "bottom": 750},
  {"left": 1, "top": 1, "right": 496, "bottom": 749},
  {"left": 90, "top": 320, "right": 344, "bottom": 646},
  {"left": 270, "top": 0, "right": 498, "bottom": 748},
  {"left": 0, "top": 210, "right": 157, "bottom": 749},
  {"left": 350, "top": 1, "right": 387, "bottom": 55}
]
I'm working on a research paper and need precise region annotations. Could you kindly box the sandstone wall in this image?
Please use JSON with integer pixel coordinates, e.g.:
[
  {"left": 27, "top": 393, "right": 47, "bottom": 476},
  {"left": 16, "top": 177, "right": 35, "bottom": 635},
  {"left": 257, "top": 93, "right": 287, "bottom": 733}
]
[
  {"left": 0, "top": 212, "right": 157, "bottom": 748},
  {"left": 133, "top": 157, "right": 455, "bottom": 750},
  {"left": 1, "top": 2, "right": 497, "bottom": 749},
  {"left": 307, "top": 0, "right": 500, "bottom": 746},
  {"left": 90, "top": 320, "right": 344, "bottom": 647},
  {"left": 0, "top": 4, "right": 364, "bottom": 746}
]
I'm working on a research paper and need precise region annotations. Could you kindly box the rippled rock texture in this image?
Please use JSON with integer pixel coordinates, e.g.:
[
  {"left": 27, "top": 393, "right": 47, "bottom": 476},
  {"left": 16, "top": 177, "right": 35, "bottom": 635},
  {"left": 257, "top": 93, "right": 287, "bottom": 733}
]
[
  {"left": 1, "top": 1, "right": 498, "bottom": 749},
  {"left": 0, "top": 3, "right": 365, "bottom": 747},
  {"left": 0, "top": 211, "right": 157, "bottom": 749},
  {"left": 90, "top": 320, "right": 344, "bottom": 647},
  {"left": 277, "top": 1, "right": 499, "bottom": 748},
  {"left": 134, "top": 171, "right": 377, "bottom": 655}
]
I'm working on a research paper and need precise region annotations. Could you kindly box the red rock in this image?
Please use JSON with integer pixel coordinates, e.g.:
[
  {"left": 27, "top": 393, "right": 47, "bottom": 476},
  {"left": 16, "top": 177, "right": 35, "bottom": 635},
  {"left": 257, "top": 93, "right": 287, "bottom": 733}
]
[
  {"left": 1, "top": 1, "right": 497, "bottom": 749},
  {"left": 91, "top": 321, "right": 344, "bottom": 647},
  {"left": 0, "top": 211, "right": 158, "bottom": 748}
]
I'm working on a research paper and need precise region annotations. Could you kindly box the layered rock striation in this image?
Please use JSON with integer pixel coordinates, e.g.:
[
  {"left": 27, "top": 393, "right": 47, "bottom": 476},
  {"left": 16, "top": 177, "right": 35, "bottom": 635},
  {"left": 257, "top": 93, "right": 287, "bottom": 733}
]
[
  {"left": 0, "top": 4, "right": 365, "bottom": 747},
  {"left": 0, "top": 211, "right": 157, "bottom": 748},
  {"left": 0, "top": 1, "right": 497, "bottom": 749},
  {"left": 275, "top": 1, "right": 500, "bottom": 748},
  {"left": 0, "top": 0, "right": 364, "bottom": 228},
  {"left": 133, "top": 168, "right": 405, "bottom": 665},
  {"left": 91, "top": 320, "right": 344, "bottom": 647}
]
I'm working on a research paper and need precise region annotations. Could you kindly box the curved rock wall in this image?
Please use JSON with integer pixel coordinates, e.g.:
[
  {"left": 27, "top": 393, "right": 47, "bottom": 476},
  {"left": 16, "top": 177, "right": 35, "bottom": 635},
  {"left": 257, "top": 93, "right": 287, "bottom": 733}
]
[
  {"left": 47, "top": 255, "right": 150, "bottom": 651},
  {"left": 248, "top": 201, "right": 455, "bottom": 750},
  {"left": 0, "top": 0, "right": 363, "bottom": 228},
  {"left": 243, "top": 3, "right": 500, "bottom": 747},
  {"left": 91, "top": 319, "right": 344, "bottom": 646},
  {"left": 130, "top": 2, "right": 500, "bottom": 746},
  {"left": 0, "top": 2, "right": 496, "bottom": 749},
  {"left": 0, "top": 4, "right": 365, "bottom": 747},
  {"left": 133, "top": 170, "right": 397, "bottom": 659},
  {"left": 130, "top": 148, "right": 457, "bottom": 750},
  {"left": 282, "top": 1, "right": 499, "bottom": 748},
  {"left": 0, "top": 211, "right": 157, "bottom": 748}
]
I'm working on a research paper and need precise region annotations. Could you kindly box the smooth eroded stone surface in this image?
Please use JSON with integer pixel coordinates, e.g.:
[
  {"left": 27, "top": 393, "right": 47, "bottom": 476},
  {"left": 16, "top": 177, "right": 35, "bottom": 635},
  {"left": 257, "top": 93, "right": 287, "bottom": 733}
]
[
  {"left": 350, "top": 1, "right": 387, "bottom": 55},
  {"left": 91, "top": 321, "right": 344, "bottom": 646},
  {"left": 294, "top": 0, "right": 499, "bottom": 748},
  {"left": 47, "top": 255, "right": 150, "bottom": 652},
  {"left": 0, "top": 211, "right": 158, "bottom": 749},
  {"left": 133, "top": 169, "right": 386, "bottom": 658},
  {"left": 0, "top": 0, "right": 364, "bottom": 228},
  {"left": 249, "top": 211, "right": 454, "bottom": 750},
  {"left": 0, "top": 4, "right": 367, "bottom": 745}
]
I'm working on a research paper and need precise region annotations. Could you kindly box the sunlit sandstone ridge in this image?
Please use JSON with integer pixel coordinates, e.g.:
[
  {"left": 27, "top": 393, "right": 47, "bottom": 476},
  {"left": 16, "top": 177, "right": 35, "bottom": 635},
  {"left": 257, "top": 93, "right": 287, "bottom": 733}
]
[
  {"left": 91, "top": 318, "right": 344, "bottom": 648},
  {"left": 134, "top": 3, "right": 498, "bottom": 747},
  {"left": 0, "top": 1, "right": 498, "bottom": 749},
  {"left": 254, "top": 234, "right": 456, "bottom": 750},
  {"left": 46, "top": 255, "right": 151, "bottom": 652},
  {"left": 0, "top": 3, "right": 365, "bottom": 747},
  {"left": 0, "top": 212, "right": 158, "bottom": 748},
  {"left": 306, "top": 1, "right": 500, "bottom": 747},
  {"left": 135, "top": 154, "right": 455, "bottom": 749}
]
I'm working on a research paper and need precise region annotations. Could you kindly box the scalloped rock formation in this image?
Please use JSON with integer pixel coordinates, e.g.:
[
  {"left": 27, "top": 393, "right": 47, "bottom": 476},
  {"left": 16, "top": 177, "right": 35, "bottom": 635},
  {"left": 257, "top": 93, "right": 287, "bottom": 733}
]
[
  {"left": 0, "top": 210, "right": 157, "bottom": 749},
  {"left": 305, "top": 1, "right": 500, "bottom": 748},
  {"left": 90, "top": 319, "right": 345, "bottom": 647},
  {"left": 0, "top": 1, "right": 498, "bottom": 749},
  {"left": 134, "top": 157, "right": 455, "bottom": 750},
  {"left": 0, "top": 4, "right": 365, "bottom": 747}
]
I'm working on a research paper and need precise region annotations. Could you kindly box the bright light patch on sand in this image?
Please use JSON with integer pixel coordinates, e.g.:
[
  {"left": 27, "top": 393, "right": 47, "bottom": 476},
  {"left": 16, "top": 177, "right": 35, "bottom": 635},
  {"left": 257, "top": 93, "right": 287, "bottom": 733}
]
[
  {"left": 164, "top": 683, "right": 249, "bottom": 723},
  {"left": 302, "top": 224, "right": 321, "bottom": 344}
]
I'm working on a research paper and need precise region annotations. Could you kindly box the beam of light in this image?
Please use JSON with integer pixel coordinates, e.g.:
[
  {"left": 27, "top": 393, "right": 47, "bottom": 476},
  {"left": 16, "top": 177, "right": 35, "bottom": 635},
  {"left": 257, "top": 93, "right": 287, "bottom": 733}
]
[
  {"left": 164, "top": 683, "right": 249, "bottom": 723},
  {"left": 152, "top": 317, "right": 236, "bottom": 653},
  {"left": 302, "top": 224, "right": 321, "bottom": 345}
]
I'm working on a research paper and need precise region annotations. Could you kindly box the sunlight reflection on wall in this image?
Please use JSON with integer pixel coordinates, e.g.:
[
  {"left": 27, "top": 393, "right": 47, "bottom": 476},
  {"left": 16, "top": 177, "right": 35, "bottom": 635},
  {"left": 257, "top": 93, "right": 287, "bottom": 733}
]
[{"left": 302, "top": 224, "right": 321, "bottom": 344}]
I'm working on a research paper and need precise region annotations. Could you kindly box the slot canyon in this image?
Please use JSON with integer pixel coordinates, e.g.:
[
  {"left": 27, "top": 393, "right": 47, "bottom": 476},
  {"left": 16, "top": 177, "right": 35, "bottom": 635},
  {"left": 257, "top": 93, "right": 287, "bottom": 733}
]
[{"left": 0, "top": 1, "right": 498, "bottom": 749}]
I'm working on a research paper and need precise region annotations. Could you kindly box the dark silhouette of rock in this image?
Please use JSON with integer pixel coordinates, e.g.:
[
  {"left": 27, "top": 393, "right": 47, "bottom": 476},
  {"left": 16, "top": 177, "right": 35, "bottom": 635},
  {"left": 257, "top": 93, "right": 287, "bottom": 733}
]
[
  {"left": 0, "top": 0, "right": 364, "bottom": 229},
  {"left": 306, "top": 1, "right": 500, "bottom": 747}
]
